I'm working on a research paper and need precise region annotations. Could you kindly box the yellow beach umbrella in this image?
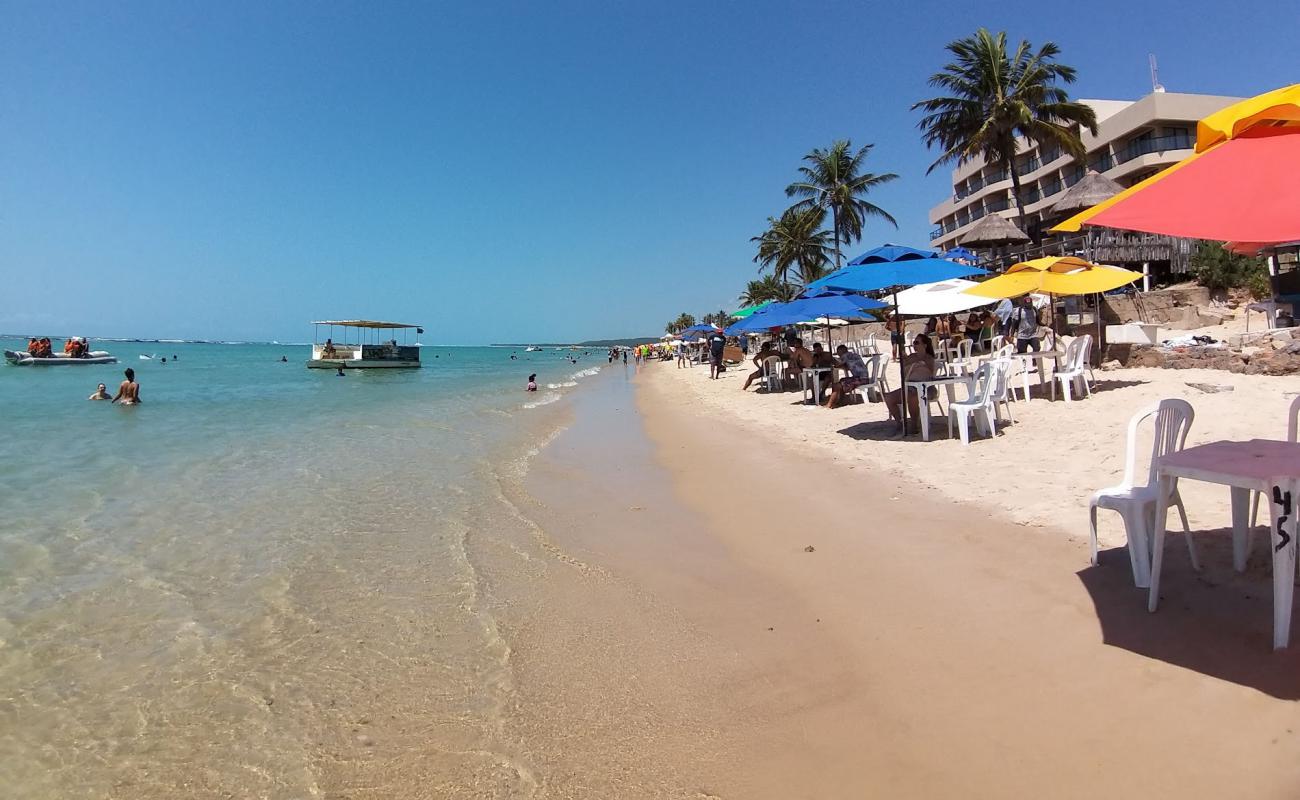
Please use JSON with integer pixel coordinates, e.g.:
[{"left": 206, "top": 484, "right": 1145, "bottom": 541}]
[{"left": 964, "top": 256, "right": 1142, "bottom": 299}]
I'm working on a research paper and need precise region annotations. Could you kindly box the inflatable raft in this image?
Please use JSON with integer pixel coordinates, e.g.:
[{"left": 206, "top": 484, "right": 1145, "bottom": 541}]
[{"left": 4, "top": 350, "right": 118, "bottom": 366}]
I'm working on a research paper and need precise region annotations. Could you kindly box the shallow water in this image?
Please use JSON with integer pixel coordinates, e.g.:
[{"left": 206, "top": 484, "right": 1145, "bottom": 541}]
[{"left": 0, "top": 339, "right": 617, "bottom": 797}]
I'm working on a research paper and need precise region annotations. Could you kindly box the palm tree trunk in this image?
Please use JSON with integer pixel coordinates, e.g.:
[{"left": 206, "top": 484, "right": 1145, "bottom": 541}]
[
  {"left": 1007, "top": 160, "right": 1030, "bottom": 243},
  {"left": 831, "top": 205, "right": 842, "bottom": 269}
]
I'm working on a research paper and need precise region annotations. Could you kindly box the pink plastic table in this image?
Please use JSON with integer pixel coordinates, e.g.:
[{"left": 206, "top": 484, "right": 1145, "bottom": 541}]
[{"left": 1148, "top": 439, "right": 1300, "bottom": 649}]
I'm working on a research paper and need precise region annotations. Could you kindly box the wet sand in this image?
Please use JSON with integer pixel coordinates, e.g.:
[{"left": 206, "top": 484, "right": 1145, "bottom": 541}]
[{"left": 504, "top": 361, "right": 1300, "bottom": 797}]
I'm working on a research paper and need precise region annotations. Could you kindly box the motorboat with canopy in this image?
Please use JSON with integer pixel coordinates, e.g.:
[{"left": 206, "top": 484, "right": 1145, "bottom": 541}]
[{"left": 308, "top": 320, "right": 423, "bottom": 369}]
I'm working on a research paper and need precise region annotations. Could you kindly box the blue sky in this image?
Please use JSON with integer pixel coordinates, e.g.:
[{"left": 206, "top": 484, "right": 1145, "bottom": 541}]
[{"left": 1, "top": 0, "right": 1290, "bottom": 343}]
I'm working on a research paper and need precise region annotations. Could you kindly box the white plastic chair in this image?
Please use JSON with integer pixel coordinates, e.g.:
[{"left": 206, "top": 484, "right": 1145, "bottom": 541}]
[
  {"left": 1002, "top": 350, "right": 1033, "bottom": 402},
  {"left": 990, "top": 357, "right": 1016, "bottom": 425},
  {"left": 1055, "top": 334, "right": 1094, "bottom": 403},
  {"left": 853, "top": 352, "right": 891, "bottom": 403},
  {"left": 1088, "top": 399, "right": 1197, "bottom": 586},
  {"left": 946, "top": 338, "right": 976, "bottom": 376},
  {"left": 948, "top": 362, "right": 999, "bottom": 445},
  {"left": 761, "top": 356, "right": 784, "bottom": 392},
  {"left": 1249, "top": 395, "right": 1300, "bottom": 526}
]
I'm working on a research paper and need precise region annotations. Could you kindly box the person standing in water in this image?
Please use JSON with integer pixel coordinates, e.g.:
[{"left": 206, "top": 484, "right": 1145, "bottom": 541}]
[
  {"left": 111, "top": 368, "right": 141, "bottom": 405},
  {"left": 88, "top": 383, "right": 112, "bottom": 400},
  {"left": 526, "top": 374, "right": 537, "bottom": 392}
]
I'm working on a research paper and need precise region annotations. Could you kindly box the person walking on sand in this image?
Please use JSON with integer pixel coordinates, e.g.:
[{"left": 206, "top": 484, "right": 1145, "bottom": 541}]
[
  {"left": 707, "top": 328, "right": 727, "bottom": 379},
  {"left": 1006, "top": 295, "right": 1041, "bottom": 353},
  {"left": 111, "top": 368, "right": 141, "bottom": 405}
]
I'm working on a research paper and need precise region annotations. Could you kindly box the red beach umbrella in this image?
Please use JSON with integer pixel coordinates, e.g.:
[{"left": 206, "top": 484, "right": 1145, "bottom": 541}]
[{"left": 1055, "top": 84, "right": 1300, "bottom": 244}]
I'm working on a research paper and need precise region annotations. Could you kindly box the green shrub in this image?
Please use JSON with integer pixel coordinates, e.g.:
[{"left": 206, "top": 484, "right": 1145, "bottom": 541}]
[{"left": 1191, "top": 242, "right": 1271, "bottom": 298}]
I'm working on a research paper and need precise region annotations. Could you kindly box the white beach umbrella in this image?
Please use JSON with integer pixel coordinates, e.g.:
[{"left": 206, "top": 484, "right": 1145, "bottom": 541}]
[{"left": 894, "top": 279, "right": 997, "bottom": 316}]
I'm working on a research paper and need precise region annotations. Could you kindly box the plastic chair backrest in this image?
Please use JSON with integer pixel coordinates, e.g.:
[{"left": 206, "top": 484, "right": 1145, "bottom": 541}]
[
  {"left": 956, "top": 338, "right": 974, "bottom": 361},
  {"left": 969, "top": 362, "right": 997, "bottom": 405},
  {"left": 994, "top": 344, "right": 1014, "bottom": 360},
  {"left": 1070, "top": 334, "right": 1093, "bottom": 370},
  {"left": 990, "top": 358, "right": 1011, "bottom": 401},
  {"left": 863, "top": 354, "right": 883, "bottom": 381},
  {"left": 1288, "top": 395, "right": 1300, "bottom": 443},
  {"left": 762, "top": 355, "right": 782, "bottom": 375},
  {"left": 1061, "top": 337, "right": 1085, "bottom": 371},
  {"left": 1123, "top": 399, "right": 1195, "bottom": 491}
]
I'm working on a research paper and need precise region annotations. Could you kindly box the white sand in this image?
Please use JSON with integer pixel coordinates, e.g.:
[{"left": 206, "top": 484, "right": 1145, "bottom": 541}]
[{"left": 657, "top": 357, "right": 1297, "bottom": 549}]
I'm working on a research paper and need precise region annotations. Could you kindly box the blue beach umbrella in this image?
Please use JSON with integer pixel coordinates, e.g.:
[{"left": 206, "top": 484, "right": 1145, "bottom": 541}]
[
  {"left": 800, "top": 250, "right": 989, "bottom": 437},
  {"left": 941, "top": 246, "right": 978, "bottom": 262},
  {"left": 805, "top": 257, "right": 987, "bottom": 295},
  {"left": 848, "top": 243, "right": 936, "bottom": 265},
  {"left": 724, "top": 293, "right": 885, "bottom": 335},
  {"left": 681, "top": 323, "right": 717, "bottom": 334}
]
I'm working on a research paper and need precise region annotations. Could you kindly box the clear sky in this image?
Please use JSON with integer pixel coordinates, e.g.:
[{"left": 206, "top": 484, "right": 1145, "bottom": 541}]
[{"left": 1, "top": 0, "right": 1290, "bottom": 343}]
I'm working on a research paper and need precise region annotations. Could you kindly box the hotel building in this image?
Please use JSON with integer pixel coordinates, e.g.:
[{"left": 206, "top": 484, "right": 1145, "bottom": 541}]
[{"left": 927, "top": 91, "right": 1244, "bottom": 271}]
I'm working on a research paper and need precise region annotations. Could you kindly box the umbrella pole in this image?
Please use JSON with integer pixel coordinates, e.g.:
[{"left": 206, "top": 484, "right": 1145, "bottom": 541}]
[{"left": 894, "top": 290, "right": 908, "bottom": 437}]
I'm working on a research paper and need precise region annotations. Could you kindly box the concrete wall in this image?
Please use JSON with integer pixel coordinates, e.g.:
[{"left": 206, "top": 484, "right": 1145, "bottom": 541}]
[{"left": 1099, "top": 286, "right": 1228, "bottom": 330}]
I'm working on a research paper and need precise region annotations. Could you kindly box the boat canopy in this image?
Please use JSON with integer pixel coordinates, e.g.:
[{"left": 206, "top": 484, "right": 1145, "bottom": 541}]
[{"left": 311, "top": 320, "right": 421, "bottom": 329}]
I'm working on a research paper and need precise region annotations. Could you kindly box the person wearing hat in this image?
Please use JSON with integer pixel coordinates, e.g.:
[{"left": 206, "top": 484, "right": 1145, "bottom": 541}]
[
  {"left": 706, "top": 327, "right": 728, "bottom": 379},
  {"left": 1006, "top": 295, "right": 1041, "bottom": 353}
]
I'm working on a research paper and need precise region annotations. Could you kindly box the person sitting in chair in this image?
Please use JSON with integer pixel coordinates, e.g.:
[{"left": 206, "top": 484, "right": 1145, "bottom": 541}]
[
  {"left": 741, "top": 341, "right": 783, "bottom": 391},
  {"left": 823, "top": 345, "right": 873, "bottom": 409},
  {"left": 883, "top": 334, "right": 937, "bottom": 432}
]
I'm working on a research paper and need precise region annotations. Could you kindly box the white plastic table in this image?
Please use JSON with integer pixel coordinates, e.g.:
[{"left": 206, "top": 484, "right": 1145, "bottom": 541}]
[
  {"left": 905, "top": 375, "right": 975, "bottom": 441},
  {"left": 1148, "top": 439, "right": 1300, "bottom": 649},
  {"left": 801, "top": 367, "right": 835, "bottom": 405},
  {"left": 1009, "top": 349, "right": 1065, "bottom": 399}
]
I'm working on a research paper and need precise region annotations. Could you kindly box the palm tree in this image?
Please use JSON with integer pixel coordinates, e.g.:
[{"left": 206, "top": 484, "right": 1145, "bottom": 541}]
[
  {"left": 913, "top": 28, "right": 1098, "bottom": 234},
  {"left": 751, "top": 207, "right": 833, "bottom": 287},
  {"left": 738, "top": 274, "right": 799, "bottom": 306},
  {"left": 664, "top": 312, "right": 695, "bottom": 334},
  {"left": 785, "top": 140, "right": 898, "bottom": 268}
]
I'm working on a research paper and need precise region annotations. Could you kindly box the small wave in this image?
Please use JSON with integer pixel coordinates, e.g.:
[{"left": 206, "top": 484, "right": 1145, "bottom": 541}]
[
  {"left": 568, "top": 366, "right": 600, "bottom": 380},
  {"left": 546, "top": 381, "right": 578, "bottom": 389},
  {"left": 522, "top": 392, "right": 560, "bottom": 409}
]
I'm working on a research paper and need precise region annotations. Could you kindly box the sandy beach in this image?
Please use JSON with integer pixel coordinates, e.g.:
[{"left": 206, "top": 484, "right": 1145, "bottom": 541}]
[{"left": 519, "top": 358, "right": 1300, "bottom": 797}]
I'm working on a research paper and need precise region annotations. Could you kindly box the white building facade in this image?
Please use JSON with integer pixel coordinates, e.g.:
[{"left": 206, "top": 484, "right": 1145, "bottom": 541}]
[{"left": 928, "top": 92, "right": 1244, "bottom": 252}]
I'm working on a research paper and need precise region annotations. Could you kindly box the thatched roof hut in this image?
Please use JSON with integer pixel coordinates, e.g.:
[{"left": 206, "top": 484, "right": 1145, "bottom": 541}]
[
  {"left": 958, "top": 213, "right": 1030, "bottom": 247},
  {"left": 1048, "top": 170, "right": 1125, "bottom": 217}
]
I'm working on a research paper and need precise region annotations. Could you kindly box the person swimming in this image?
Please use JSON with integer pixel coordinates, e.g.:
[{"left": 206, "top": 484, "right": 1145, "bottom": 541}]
[
  {"left": 280, "top": 356, "right": 288, "bottom": 362},
  {"left": 526, "top": 374, "right": 537, "bottom": 392},
  {"left": 88, "top": 383, "right": 111, "bottom": 401},
  {"left": 336, "top": 366, "right": 346, "bottom": 376},
  {"left": 112, "top": 368, "right": 141, "bottom": 405}
]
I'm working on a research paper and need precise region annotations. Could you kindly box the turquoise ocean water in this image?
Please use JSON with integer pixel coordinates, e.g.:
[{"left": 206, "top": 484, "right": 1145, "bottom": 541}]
[{"left": 0, "top": 338, "right": 614, "bottom": 797}]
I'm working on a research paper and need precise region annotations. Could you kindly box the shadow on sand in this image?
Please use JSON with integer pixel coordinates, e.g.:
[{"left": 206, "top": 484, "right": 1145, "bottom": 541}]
[
  {"left": 1022, "top": 376, "right": 1149, "bottom": 400},
  {"left": 1078, "top": 528, "right": 1300, "bottom": 699}
]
